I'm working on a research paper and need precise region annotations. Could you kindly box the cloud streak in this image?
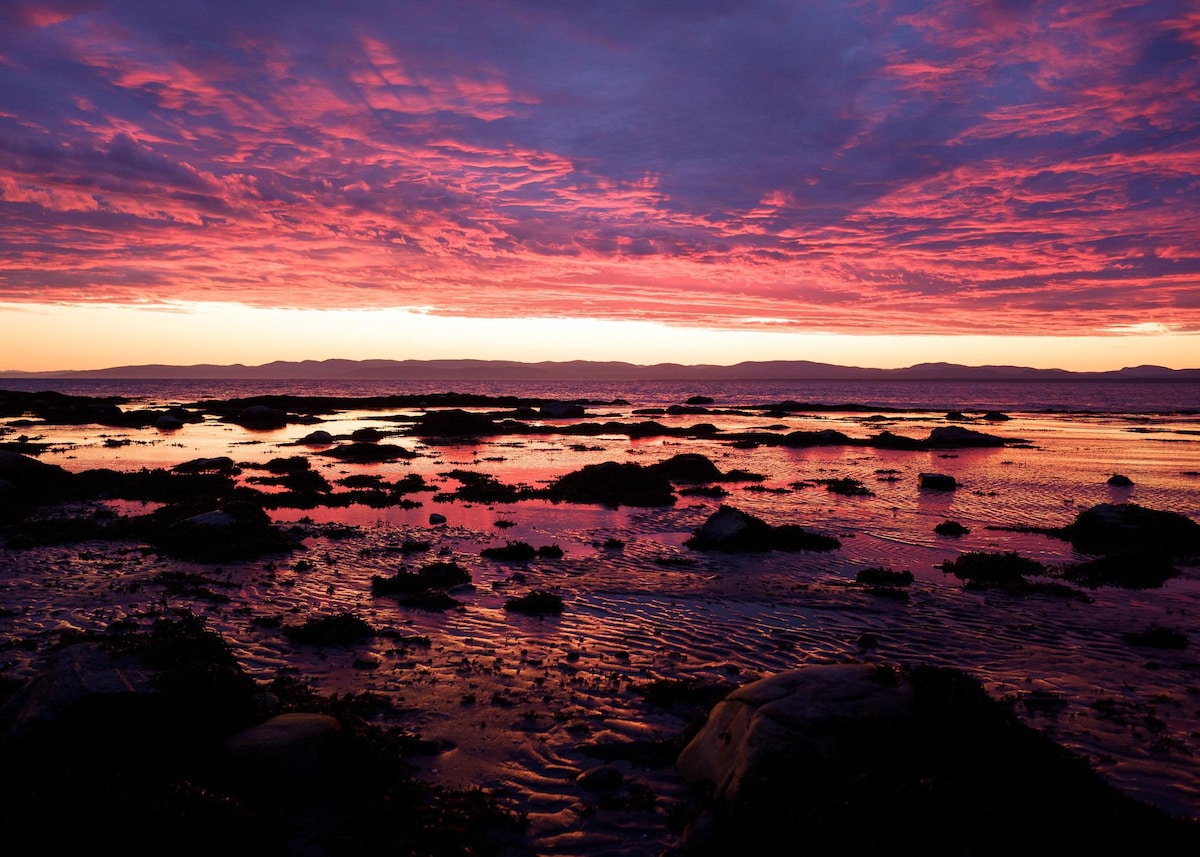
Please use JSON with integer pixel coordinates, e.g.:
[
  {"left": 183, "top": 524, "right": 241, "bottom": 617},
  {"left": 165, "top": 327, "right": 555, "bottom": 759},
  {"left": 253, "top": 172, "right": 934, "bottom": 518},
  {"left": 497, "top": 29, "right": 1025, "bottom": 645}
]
[{"left": 1, "top": 0, "right": 1198, "bottom": 338}]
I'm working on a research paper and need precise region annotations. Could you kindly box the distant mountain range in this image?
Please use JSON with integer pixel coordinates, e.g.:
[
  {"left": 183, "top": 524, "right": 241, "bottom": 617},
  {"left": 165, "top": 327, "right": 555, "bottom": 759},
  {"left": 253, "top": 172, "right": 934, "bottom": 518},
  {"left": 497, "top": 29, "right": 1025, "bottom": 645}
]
[{"left": 2, "top": 358, "right": 1199, "bottom": 382}]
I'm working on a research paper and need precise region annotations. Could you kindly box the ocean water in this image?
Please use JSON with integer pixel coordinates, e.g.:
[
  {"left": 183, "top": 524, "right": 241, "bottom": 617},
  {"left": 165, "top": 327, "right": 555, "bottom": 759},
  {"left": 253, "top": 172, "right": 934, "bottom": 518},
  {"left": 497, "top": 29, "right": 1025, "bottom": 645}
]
[
  {"left": 4, "top": 376, "right": 1200, "bottom": 413},
  {"left": 2, "top": 377, "right": 1199, "bottom": 849}
]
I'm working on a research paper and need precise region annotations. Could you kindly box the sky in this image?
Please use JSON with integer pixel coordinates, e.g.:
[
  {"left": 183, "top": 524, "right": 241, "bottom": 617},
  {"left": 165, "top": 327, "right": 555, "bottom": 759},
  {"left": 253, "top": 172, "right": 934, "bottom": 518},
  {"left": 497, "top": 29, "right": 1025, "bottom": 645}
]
[{"left": 1, "top": 0, "right": 1199, "bottom": 372}]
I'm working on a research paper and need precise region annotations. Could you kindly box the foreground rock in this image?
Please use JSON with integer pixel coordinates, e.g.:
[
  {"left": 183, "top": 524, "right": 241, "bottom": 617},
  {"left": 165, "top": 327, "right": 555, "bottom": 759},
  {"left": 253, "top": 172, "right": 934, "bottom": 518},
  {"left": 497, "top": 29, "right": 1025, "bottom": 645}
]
[
  {"left": 676, "top": 664, "right": 1199, "bottom": 856},
  {"left": 0, "top": 613, "right": 526, "bottom": 855},
  {"left": 0, "top": 451, "right": 75, "bottom": 516}
]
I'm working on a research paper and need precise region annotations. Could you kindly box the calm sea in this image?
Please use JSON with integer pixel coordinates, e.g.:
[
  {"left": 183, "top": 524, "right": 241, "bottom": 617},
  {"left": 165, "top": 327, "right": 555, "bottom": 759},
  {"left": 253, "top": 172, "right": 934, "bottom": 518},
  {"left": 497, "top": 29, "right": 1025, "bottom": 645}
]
[{"left": 3, "top": 377, "right": 1200, "bottom": 414}]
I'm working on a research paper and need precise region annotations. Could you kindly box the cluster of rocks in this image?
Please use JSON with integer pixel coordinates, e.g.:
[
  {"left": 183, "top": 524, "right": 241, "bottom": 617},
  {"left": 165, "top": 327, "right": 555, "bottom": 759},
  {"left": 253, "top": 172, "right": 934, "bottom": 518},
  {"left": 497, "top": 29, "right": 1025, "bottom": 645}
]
[{"left": 0, "top": 612, "right": 526, "bottom": 855}]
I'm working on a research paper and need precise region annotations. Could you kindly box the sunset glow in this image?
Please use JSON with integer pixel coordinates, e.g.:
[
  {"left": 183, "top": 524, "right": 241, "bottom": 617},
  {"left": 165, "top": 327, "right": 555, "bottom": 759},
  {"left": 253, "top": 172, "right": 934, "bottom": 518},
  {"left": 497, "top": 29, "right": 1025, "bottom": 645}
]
[{"left": 2, "top": 1, "right": 1199, "bottom": 371}]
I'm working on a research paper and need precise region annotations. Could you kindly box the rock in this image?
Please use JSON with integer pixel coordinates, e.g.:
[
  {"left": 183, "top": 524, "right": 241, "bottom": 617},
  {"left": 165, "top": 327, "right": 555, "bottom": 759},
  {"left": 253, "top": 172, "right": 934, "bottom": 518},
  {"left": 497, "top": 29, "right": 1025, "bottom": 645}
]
[
  {"left": 0, "top": 450, "right": 74, "bottom": 504},
  {"left": 222, "top": 712, "right": 345, "bottom": 788},
  {"left": 234, "top": 404, "right": 289, "bottom": 429},
  {"left": 351, "top": 427, "right": 385, "bottom": 442},
  {"left": 503, "top": 590, "right": 565, "bottom": 616},
  {"left": 855, "top": 567, "right": 913, "bottom": 586},
  {"left": 934, "top": 519, "right": 970, "bottom": 536},
  {"left": 918, "top": 472, "right": 957, "bottom": 491},
  {"left": 186, "top": 510, "right": 237, "bottom": 528},
  {"left": 481, "top": 541, "right": 538, "bottom": 561},
  {"left": 576, "top": 764, "right": 624, "bottom": 791},
  {"left": 684, "top": 505, "right": 840, "bottom": 554},
  {"left": 782, "top": 429, "right": 853, "bottom": 447},
  {"left": 869, "top": 430, "right": 926, "bottom": 450},
  {"left": 983, "top": 410, "right": 1011, "bottom": 421},
  {"left": 676, "top": 663, "right": 1198, "bottom": 855},
  {"left": 172, "top": 456, "right": 237, "bottom": 474},
  {"left": 546, "top": 461, "right": 676, "bottom": 508},
  {"left": 3, "top": 642, "right": 158, "bottom": 741},
  {"left": 298, "top": 429, "right": 333, "bottom": 445},
  {"left": 1060, "top": 503, "right": 1200, "bottom": 557},
  {"left": 539, "top": 401, "right": 586, "bottom": 418},
  {"left": 945, "top": 411, "right": 967, "bottom": 421},
  {"left": 1107, "top": 473, "right": 1134, "bottom": 487},
  {"left": 415, "top": 408, "right": 500, "bottom": 437},
  {"left": 154, "top": 414, "right": 184, "bottom": 431},
  {"left": 153, "top": 500, "right": 299, "bottom": 561},
  {"left": 926, "top": 426, "right": 1008, "bottom": 447},
  {"left": 3, "top": 614, "right": 259, "bottom": 746},
  {"left": 1062, "top": 552, "right": 1179, "bottom": 589},
  {"left": 686, "top": 395, "right": 715, "bottom": 405},
  {"left": 323, "top": 441, "right": 416, "bottom": 463},
  {"left": 429, "top": 512, "right": 447, "bottom": 525},
  {"left": 646, "top": 452, "right": 725, "bottom": 483}
]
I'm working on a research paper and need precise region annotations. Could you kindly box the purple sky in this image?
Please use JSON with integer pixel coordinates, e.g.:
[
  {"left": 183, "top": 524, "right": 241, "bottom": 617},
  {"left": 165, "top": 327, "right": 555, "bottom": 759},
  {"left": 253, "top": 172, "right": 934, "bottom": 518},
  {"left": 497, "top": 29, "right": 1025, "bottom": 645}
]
[{"left": 1, "top": 0, "right": 1199, "bottom": 368}]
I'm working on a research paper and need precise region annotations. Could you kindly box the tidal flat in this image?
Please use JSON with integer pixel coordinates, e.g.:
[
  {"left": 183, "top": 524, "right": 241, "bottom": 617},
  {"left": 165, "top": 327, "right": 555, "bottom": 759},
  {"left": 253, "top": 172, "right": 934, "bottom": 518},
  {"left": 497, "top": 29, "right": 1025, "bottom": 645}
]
[{"left": 1, "top": 386, "right": 1198, "bottom": 854}]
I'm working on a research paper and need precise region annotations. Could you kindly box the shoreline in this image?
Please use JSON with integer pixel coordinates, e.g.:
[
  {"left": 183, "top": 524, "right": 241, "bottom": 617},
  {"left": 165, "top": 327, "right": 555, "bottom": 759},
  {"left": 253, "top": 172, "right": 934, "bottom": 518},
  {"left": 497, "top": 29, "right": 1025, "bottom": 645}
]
[{"left": 2, "top": 385, "right": 1199, "bottom": 852}]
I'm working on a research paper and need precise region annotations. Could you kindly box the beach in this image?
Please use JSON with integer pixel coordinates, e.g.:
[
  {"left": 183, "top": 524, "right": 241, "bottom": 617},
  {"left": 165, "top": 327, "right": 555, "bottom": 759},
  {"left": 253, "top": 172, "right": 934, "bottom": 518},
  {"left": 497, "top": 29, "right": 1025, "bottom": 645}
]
[{"left": 1, "top": 382, "right": 1198, "bottom": 854}]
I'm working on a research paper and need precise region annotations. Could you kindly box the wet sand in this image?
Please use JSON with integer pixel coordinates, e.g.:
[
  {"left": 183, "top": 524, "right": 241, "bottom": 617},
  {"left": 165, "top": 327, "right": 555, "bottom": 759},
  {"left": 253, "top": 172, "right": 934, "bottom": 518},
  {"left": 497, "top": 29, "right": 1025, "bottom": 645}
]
[{"left": 1, "top": 391, "right": 1198, "bottom": 852}]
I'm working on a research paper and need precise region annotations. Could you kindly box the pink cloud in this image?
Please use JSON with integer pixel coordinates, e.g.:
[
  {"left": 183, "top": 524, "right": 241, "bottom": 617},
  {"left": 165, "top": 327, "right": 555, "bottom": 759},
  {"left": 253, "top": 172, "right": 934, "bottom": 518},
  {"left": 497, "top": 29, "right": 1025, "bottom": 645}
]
[{"left": 0, "top": 1, "right": 1198, "bottom": 341}]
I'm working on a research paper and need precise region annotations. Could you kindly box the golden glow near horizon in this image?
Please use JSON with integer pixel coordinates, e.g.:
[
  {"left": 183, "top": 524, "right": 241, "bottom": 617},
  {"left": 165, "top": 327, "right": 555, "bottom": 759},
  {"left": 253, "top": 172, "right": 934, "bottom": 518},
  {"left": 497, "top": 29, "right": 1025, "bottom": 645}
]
[{"left": 2, "top": 301, "right": 1195, "bottom": 373}]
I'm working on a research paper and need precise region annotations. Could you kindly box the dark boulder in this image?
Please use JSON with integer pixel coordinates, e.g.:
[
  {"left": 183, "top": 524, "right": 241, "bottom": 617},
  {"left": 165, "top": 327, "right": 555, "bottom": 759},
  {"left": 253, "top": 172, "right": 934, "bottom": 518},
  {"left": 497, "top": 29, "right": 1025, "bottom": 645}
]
[
  {"left": 545, "top": 461, "right": 676, "bottom": 508},
  {"left": 350, "top": 427, "right": 386, "bottom": 442},
  {"left": 869, "top": 431, "right": 926, "bottom": 450},
  {"left": 150, "top": 500, "right": 300, "bottom": 562},
  {"left": 934, "top": 520, "right": 970, "bottom": 536},
  {"left": 173, "top": 456, "right": 238, "bottom": 474},
  {"left": 1107, "top": 473, "right": 1135, "bottom": 487},
  {"left": 1062, "top": 552, "right": 1179, "bottom": 589},
  {"left": 503, "top": 589, "right": 565, "bottom": 616},
  {"left": 298, "top": 429, "right": 334, "bottom": 445},
  {"left": 1059, "top": 503, "right": 1200, "bottom": 557},
  {"left": 233, "top": 405, "right": 289, "bottom": 429},
  {"left": 0, "top": 450, "right": 75, "bottom": 507},
  {"left": 3, "top": 612, "right": 260, "bottom": 747},
  {"left": 918, "top": 472, "right": 957, "bottom": 491},
  {"left": 414, "top": 408, "right": 500, "bottom": 437},
  {"left": 675, "top": 664, "right": 1198, "bottom": 856},
  {"left": 782, "top": 429, "right": 853, "bottom": 447},
  {"left": 684, "top": 505, "right": 840, "bottom": 554},
  {"left": 647, "top": 453, "right": 725, "bottom": 483},
  {"left": 539, "top": 401, "right": 586, "bottom": 418},
  {"left": 223, "top": 712, "right": 346, "bottom": 789},
  {"left": 926, "top": 426, "right": 1009, "bottom": 448},
  {"left": 322, "top": 442, "right": 416, "bottom": 463}
]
